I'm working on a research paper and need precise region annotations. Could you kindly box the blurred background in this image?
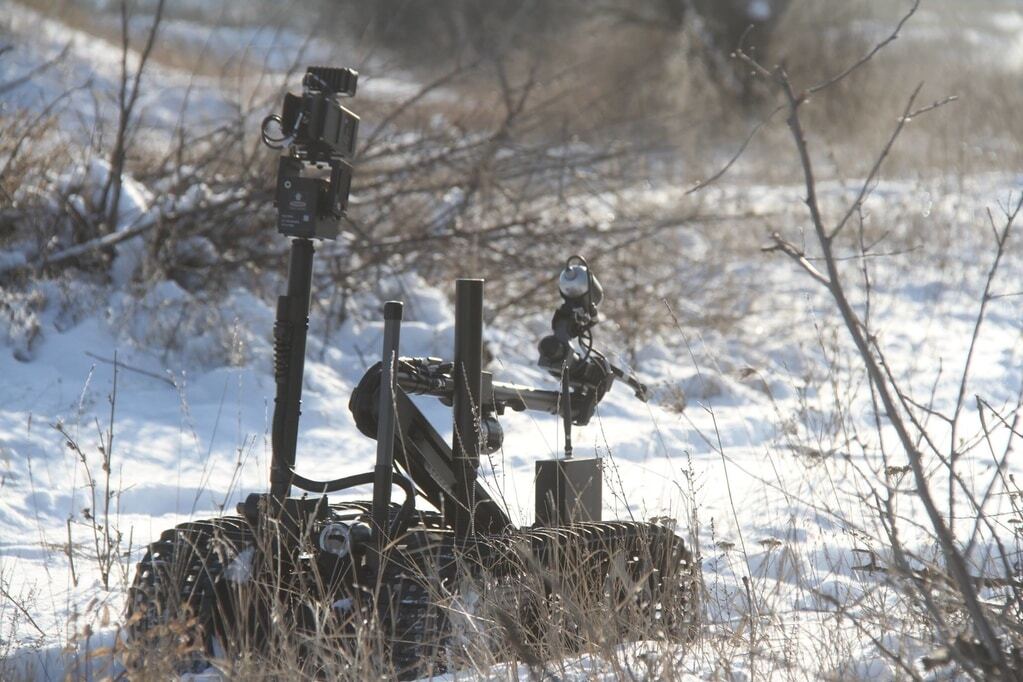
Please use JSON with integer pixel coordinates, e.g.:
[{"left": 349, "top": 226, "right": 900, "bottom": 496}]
[
  {"left": 0, "top": 0, "right": 1021, "bottom": 383},
  {"left": 3, "top": 1, "right": 1021, "bottom": 345},
  {"left": 2, "top": 0, "right": 1023, "bottom": 404}
]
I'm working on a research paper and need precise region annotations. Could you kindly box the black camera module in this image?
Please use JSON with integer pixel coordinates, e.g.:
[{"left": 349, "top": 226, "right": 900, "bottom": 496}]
[{"left": 262, "top": 66, "right": 360, "bottom": 240}]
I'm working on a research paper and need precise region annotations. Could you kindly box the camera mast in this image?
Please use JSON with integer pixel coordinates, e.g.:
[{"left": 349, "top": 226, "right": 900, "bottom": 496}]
[{"left": 260, "top": 67, "right": 361, "bottom": 501}]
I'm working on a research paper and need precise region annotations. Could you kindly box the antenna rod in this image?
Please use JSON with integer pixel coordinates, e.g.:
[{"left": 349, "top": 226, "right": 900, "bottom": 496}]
[
  {"left": 561, "top": 363, "right": 573, "bottom": 459},
  {"left": 452, "top": 279, "right": 484, "bottom": 537},
  {"left": 372, "top": 301, "right": 403, "bottom": 547}
]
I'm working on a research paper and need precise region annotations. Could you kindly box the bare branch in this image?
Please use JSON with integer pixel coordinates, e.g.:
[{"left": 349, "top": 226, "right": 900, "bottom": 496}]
[
  {"left": 745, "top": 1, "right": 1011, "bottom": 666},
  {"left": 805, "top": 0, "right": 921, "bottom": 96},
  {"left": 0, "top": 582, "right": 46, "bottom": 637},
  {"left": 360, "top": 61, "right": 479, "bottom": 156},
  {"left": 948, "top": 194, "right": 1023, "bottom": 527},
  {"left": 761, "top": 232, "right": 831, "bottom": 287},
  {"left": 101, "top": 0, "right": 166, "bottom": 232},
  {"left": 829, "top": 84, "right": 920, "bottom": 239},
  {"left": 907, "top": 95, "right": 960, "bottom": 118},
  {"left": 685, "top": 104, "right": 784, "bottom": 195},
  {"left": 0, "top": 80, "right": 94, "bottom": 185},
  {"left": 0, "top": 43, "right": 70, "bottom": 97},
  {"left": 0, "top": 196, "right": 243, "bottom": 280}
]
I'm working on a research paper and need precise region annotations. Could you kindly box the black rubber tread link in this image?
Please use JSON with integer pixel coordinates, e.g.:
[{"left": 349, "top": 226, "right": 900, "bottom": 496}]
[{"left": 127, "top": 509, "right": 696, "bottom": 680}]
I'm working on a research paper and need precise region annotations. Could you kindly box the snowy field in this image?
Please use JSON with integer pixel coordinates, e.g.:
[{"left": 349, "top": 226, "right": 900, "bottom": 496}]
[
  {"left": 3, "top": 1, "right": 1023, "bottom": 680},
  {"left": 8, "top": 175, "right": 1023, "bottom": 680}
]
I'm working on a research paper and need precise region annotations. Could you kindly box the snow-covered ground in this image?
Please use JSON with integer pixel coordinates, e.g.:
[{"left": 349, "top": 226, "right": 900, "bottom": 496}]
[
  {"left": 0, "top": 1, "right": 432, "bottom": 154},
  {"left": 4, "top": 2, "right": 1023, "bottom": 680},
  {"left": 3, "top": 174, "right": 1021, "bottom": 680}
]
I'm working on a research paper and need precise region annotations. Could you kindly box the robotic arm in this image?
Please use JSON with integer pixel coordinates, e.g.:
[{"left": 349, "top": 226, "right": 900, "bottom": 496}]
[
  {"left": 346, "top": 256, "right": 649, "bottom": 523},
  {"left": 536, "top": 256, "right": 648, "bottom": 439},
  {"left": 350, "top": 257, "right": 649, "bottom": 439}
]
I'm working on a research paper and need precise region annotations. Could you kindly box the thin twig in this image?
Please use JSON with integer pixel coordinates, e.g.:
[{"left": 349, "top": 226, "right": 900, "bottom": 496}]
[
  {"left": 741, "top": 2, "right": 1010, "bottom": 668},
  {"left": 685, "top": 105, "right": 784, "bottom": 195},
  {"left": 762, "top": 232, "right": 830, "bottom": 287},
  {"left": 948, "top": 195, "right": 1023, "bottom": 530},
  {"left": 84, "top": 352, "right": 175, "bottom": 387},
  {"left": 0, "top": 43, "right": 70, "bottom": 96},
  {"left": 805, "top": 0, "right": 921, "bottom": 96},
  {"left": 0, "top": 583, "right": 46, "bottom": 637}
]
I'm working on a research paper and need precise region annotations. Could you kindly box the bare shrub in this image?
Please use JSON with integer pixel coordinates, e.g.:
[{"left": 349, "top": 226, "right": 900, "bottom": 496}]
[{"left": 739, "top": 2, "right": 1023, "bottom": 675}]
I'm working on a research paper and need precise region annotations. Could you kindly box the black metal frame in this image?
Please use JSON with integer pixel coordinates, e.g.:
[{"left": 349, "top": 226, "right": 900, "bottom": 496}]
[
  {"left": 372, "top": 301, "right": 403, "bottom": 546},
  {"left": 258, "top": 66, "right": 652, "bottom": 553},
  {"left": 269, "top": 237, "right": 315, "bottom": 500},
  {"left": 452, "top": 279, "right": 484, "bottom": 536},
  {"left": 128, "top": 68, "right": 694, "bottom": 682}
]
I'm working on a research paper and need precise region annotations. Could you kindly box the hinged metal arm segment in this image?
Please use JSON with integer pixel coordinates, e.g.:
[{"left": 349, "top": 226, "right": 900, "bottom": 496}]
[{"left": 372, "top": 301, "right": 403, "bottom": 546}]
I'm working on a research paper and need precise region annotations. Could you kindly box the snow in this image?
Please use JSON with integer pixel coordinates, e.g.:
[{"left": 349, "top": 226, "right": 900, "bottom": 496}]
[
  {"left": 0, "top": 3, "right": 231, "bottom": 141},
  {"left": 3, "top": 172, "right": 1022, "bottom": 679},
  {"left": 4, "top": 3, "right": 1023, "bottom": 681},
  {"left": 0, "top": 1, "right": 444, "bottom": 147}
]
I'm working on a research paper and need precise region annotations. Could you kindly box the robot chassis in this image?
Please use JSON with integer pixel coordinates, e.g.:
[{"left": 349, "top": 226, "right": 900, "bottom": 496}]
[{"left": 126, "top": 66, "right": 697, "bottom": 679}]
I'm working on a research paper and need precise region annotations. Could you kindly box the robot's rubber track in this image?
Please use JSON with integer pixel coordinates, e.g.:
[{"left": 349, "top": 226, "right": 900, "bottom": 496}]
[
  {"left": 127, "top": 507, "right": 696, "bottom": 678},
  {"left": 380, "top": 518, "right": 697, "bottom": 677},
  {"left": 125, "top": 515, "right": 256, "bottom": 673}
]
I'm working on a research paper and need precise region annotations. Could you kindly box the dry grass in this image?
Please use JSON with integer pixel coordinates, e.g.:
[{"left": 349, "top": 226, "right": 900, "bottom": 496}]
[
  {"left": 109, "top": 505, "right": 700, "bottom": 680},
  {"left": 738, "top": 0, "right": 1023, "bottom": 178}
]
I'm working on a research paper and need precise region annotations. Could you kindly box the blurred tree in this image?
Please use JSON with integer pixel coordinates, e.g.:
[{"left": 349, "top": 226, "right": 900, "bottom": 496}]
[
  {"left": 332, "top": 0, "right": 789, "bottom": 98},
  {"left": 692, "top": 0, "right": 791, "bottom": 103}
]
